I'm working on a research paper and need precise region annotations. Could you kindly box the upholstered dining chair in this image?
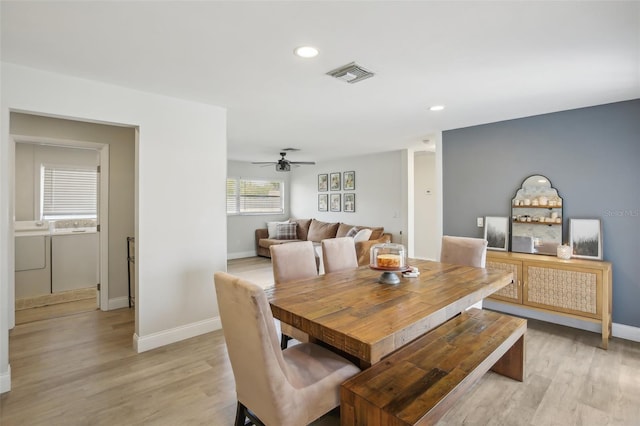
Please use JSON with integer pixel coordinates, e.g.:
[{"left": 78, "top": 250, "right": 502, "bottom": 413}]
[
  {"left": 440, "top": 235, "right": 488, "bottom": 268},
  {"left": 322, "top": 237, "right": 359, "bottom": 274},
  {"left": 440, "top": 235, "right": 488, "bottom": 310},
  {"left": 270, "top": 241, "right": 318, "bottom": 349},
  {"left": 214, "top": 272, "right": 361, "bottom": 426}
]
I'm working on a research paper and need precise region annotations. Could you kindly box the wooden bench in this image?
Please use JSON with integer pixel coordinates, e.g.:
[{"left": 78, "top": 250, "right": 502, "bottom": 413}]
[{"left": 340, "top": 308, "right": 526, "bottom": 426}]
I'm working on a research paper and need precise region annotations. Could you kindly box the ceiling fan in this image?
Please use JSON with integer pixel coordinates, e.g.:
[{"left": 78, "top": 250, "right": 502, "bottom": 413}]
[{"left": 252, "top": 152, "right": 316, "bottom": 172}]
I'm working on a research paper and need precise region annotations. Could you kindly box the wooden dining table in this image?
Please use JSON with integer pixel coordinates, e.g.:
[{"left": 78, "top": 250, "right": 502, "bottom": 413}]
[{"left": 266, "top": 258, "right": 513, "bottom": 367}]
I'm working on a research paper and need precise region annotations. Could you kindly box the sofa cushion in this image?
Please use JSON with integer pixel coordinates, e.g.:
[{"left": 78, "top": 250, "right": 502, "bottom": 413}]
[
  {"left": 368, "top": 227, "right": 384, "bottom": 240},
  {"left": 307, "top": 219, "right": 339, "bottom": 242},
  {"left": 258, "top": 238, "right": 302, "bottom": 249},
  {"left": 291, "top": 218, "right": 312, "bottom": 241},
  {"left": 336, "top": 223, "right": 356, "bottom": 238},
  {"left": 275, "top": 222, "right": 297, "bottom": 240},
  {"left": 267, "top": 220, "right": 290, "bottom": 238}
]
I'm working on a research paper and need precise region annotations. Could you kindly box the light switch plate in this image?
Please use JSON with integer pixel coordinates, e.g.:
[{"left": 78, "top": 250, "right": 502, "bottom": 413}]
[{"left": 477, "top": 217, "right": 484, "bottom": 227}]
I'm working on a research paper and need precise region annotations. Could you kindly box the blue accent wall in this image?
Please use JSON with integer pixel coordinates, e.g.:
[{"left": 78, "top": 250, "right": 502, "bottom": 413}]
[{"left": 443, "top": 99, "right": 640, "bottom": 327}]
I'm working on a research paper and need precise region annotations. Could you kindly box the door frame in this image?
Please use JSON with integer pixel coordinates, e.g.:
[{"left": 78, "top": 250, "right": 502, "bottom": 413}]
[{"left": 11, "top": 135, "right": 110, "bottom": 320}]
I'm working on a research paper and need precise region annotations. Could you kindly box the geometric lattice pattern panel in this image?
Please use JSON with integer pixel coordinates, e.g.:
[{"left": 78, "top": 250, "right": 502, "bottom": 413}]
[
  {"left": 487, "top": 261, "right": 519, "bottom": 300},
  {"left": 527, "top": 266, "right": 597, "bottom": 314}
]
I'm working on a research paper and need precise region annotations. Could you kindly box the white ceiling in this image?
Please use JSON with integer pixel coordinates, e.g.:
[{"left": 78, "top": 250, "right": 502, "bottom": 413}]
[{"left": 2, "top": 1, "right": 639, "bottom": 163}]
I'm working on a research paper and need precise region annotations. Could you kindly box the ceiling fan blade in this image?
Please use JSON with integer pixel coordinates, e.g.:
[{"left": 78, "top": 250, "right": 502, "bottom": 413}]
[
  {"left": 251, "top": 161, "right": 277, "bottom": 164},
  {"left": 289, "top": 161, "right": 316, "bottom": 165}
]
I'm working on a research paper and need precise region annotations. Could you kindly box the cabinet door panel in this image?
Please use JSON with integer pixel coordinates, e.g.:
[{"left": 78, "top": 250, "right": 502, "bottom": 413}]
[
  {"left": 523, "top": 263, "right": 601, "bottom": 319},
  {"left": 487, "top": 259, "right": 522, "bottom": 304}
]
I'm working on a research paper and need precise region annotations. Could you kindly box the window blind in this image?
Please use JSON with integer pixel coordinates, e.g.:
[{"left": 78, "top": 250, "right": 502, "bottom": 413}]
[
  {"left": 42, "top": 165, "right": 98, "bottom": 219},
  {"left": 227, "top": 178, "right": 283, "bottom": 215}
]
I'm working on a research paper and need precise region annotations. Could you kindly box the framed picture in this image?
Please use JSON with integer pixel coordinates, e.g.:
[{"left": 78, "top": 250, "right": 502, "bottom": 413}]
[
  {"left": 330, "top": 172, "right": 341, "bottom": 191},
  {"left": 344, "top": 193, "right": 355, "bottom": 212},
  {"left": 569, "top": 218, "right": 603, "bottom": 259},
  {"left": 318, "top": 194, "right": 328, "bottom": 212},
  {"left": 318, "top": 174, "right": 328, "bottom": 192},
  {"left": 330, "top": 193, "right": 341, "bottom": 212},
  {"left": 484, "top": 216, "right": 509, "bottom": 251},
  {"left": 343, "top": 171, "right": 355, "bottom": 190}
]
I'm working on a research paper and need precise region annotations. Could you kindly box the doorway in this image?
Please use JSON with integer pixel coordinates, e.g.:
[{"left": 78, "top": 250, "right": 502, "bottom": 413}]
[{"left": 9, "top": 112, "right": 135, "bottom": 327}]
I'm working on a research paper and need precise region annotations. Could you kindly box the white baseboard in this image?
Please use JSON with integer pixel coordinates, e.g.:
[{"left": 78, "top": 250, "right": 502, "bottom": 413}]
[
  {"left": 133, "top": 316, "right": 222, "bottom": 353},
  {"left": 484, "top": 300, "right": 640, "bottom": 343},
  {"left": 0, "top": 365, "right": 11, "bottom": 394},
  {"left": 613, "top": 322, "right": 640, "bottom": 343},
  {"left": 227, "top": 250, "right": 257, "bottom": 260},
  {"left": 108, "top": 296, "right": 130, "bottom": 310}
]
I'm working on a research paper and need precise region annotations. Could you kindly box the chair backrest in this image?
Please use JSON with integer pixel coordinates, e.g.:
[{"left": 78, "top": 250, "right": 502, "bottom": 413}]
[
  {"left": 214, "top": 272, "right": 297, "bottom": 425},
  {"left": 440, "top": 236, "right": 488, "bottom": 267},
  {"left": 322, "top": 237, "right": 358, "bottom": 273},
  {"left": 270, "top": 241, "right": 318, "bottom": 284}
]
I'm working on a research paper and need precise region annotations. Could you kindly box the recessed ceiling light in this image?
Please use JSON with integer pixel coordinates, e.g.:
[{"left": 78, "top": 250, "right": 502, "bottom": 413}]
[
  {"left": 294, "top": 46, "right": 319, "bottom": 58},
  {"left": 429, "top": 105, "right": 445, "bottom": 111}
]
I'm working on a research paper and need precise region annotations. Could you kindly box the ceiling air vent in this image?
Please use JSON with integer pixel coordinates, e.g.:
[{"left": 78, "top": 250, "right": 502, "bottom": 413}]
[{"left": 326, "top": 62, "right": 375, "bottom": 84}]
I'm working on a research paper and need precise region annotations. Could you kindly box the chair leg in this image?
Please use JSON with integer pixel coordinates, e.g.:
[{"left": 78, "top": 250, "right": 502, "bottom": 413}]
[
  {"left": 280, "top": 334, "right": 291, "bottom": 350},
  {"left": 234, "top": 402, "right": 246, "bottom": 426},
  {"left": 235, "top": 401, "right": 266, "bottom": 426}
]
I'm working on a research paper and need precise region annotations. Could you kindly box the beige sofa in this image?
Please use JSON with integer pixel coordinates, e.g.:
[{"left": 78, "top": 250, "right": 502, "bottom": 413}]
[{"left": 255, "top": 218, "right": 391, "bottom": 266}]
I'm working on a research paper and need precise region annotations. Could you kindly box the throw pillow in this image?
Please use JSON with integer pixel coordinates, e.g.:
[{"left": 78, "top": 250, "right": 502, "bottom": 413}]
[
  {"left": 353, "top": 228, "right": 373, "bottom": 243},
  {"left": 267, "top": 220, "right": 289, "bottom": 238},
  {"left": 307, "top": 219, "right": 340, "bottom": 242},
  {"left": 290, "top": 218, "right": 312, "bottom": 241},
  {"left": 275, "top": 222, "right": 297, "bottom": 240},
  {"left": 345, "top": 226, "right": 359, "bottom": 238}
]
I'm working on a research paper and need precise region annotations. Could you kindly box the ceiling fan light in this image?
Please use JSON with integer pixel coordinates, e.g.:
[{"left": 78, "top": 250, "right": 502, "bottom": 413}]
[{"left": 429, "top": 105, "right": 445, "bottom": 111}]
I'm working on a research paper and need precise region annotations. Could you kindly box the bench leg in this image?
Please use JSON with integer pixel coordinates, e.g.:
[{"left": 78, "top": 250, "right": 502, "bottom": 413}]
[{"left": 490, "top": 334, "right": 525, "bottom": 382}]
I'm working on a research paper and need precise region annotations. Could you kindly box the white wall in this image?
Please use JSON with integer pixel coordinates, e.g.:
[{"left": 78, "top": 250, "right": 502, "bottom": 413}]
[
  {"left": 289, "top": 151, "right": 405, "bottom": 242},
  {"left": 227, "top": 160, "right": 291, "bottom": 259},
  {"left": 1, "top": 63, "right": 227, "bottom": 392}
]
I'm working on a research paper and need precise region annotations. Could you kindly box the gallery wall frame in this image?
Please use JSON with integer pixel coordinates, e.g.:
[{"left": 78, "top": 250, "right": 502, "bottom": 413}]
[
  {"left": 344, "top": 193, "right": 355, "bottom": 212},
  {"left": 330, "top": 172, "right": 341, "bottom": 191},
  {"left": 343, "top": 171, "right": 355, "bottom": 190},
  {"left": 330, "top": 193, "right": 341, "bottom": 212},
  {"left": 318, "top": 194, "right": 328, "bottom": 211},
  {"left": 318, "top": 174, "right": 328, "bottom": 192}
]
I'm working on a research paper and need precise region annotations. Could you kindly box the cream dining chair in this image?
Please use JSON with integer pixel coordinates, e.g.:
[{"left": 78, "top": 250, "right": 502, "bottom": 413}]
[
  {"left": 321, "top": 237, "right": 359, "bottom": 274},
  {"left": 440, "top": 235, "right": 488, "bottom": 310},
  {"left": 214, "top": 272, "right": 361, "bottom": 426},
  {"left": 440, "top": 235, "right": 488, "bottom": 268},
  {"left": 270, "top": 241, "right": 318, "bottom": 349}
]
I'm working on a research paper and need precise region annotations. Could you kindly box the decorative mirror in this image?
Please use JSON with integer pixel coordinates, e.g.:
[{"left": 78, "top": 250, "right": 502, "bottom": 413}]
[{"left": 511, "top": 175, "right": 563, "bottom": 255}]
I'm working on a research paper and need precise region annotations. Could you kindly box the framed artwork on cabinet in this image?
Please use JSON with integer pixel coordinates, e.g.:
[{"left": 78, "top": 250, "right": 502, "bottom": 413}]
[
  {"left": 484, "top": 216, "right": 508, "bottom": 251},
  {"left": 569, "top": 218, "right": 602, "bottom": 259}
]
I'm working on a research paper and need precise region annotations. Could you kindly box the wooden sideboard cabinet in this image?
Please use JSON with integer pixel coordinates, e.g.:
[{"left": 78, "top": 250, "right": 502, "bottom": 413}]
[{"left": 486, "top": 251, "right": 612, "bottom": 349}]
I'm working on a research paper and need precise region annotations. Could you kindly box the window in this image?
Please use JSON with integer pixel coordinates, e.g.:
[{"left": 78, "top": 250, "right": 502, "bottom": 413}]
[
  {"left": 41, "top": 165, "right": 98, "bottom": 219},
  {"left": 227, "top": 178, "right": 284, "bottom": 215}
]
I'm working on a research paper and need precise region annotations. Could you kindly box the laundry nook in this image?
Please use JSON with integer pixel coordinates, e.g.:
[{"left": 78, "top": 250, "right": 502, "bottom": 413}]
[{"left": 15, "top": 219, "right": 99, "bottom": 309}]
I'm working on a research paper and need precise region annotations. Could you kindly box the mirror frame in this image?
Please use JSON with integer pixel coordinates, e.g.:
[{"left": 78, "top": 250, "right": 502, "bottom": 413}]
[{"left": 511, "top": 175, "right": 563, "bottom": 255}]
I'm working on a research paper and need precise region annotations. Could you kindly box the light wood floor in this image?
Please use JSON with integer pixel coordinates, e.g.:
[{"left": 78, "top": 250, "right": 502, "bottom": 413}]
[{"left": 2, "top": 257, "right": 639, "bottom": 425}]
